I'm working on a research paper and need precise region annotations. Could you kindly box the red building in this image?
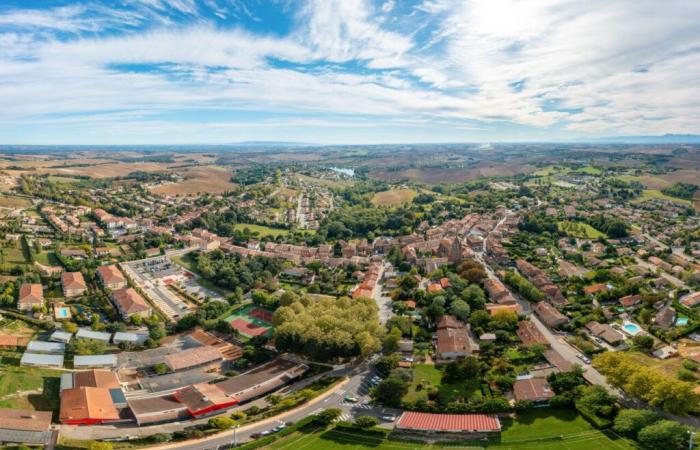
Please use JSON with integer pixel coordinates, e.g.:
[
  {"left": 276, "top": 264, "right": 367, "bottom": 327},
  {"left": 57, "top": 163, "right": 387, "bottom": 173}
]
[{"left": 173, "top": 383, "right": 238, "bottom": 417}]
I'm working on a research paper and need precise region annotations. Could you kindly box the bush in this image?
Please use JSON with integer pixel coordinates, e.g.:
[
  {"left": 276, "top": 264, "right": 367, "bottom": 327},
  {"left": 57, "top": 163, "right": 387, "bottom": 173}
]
[
  {"left": 208, "top": 416, "right": 237, "bottom": 430},
  {"left": 513, "top": 400, "right": 533, "bottom": 411},
  {"left": 638, "top": 420, "right": 691, "bottom": 450},
  {"left": 315, "top": 408, "right": 342, "bottom": 425},
  {"left": 355, "top": 416, "right": 380, "bottom": 428}
]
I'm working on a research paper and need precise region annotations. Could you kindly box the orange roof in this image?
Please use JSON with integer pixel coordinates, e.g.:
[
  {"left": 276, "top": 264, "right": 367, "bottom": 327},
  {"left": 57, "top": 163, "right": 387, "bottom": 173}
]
[
  {"left": 74, "top": 370, "right": 120, "bottom": 389},
  {"left": 61, "top": 271, "right": 86, "bottom": 290},
  {"left": 0, "top": 335, "right": 18, "bottom": 346},
  {"left": 486, "top": 303, "right": 521, "bottom": 316},
  {"left": 19, "top": 283, "right": 43, "bottom": 303},
  {"left": 397, "top": 412, "right": 500, "bottom": 432},
  {"left": 164, "top": 346, "right": 222, "bottom": 371},
  {"left": 97, "top": 265, "right": 126, "bottom": 285},
  {"left": 60, "top": 387, "right": 119, "bottom": 422},
  {"left": 427, "top": 283, "right": 443, "bottom": 293},
  {"left": 112, "top": 288, "right": 150, "bottom": 315}
]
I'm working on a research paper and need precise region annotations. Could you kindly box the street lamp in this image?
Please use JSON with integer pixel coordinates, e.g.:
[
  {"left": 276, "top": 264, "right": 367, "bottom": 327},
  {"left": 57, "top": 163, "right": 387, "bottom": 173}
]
[{"left": 232, "top": 424, "right": 240, "bottom": 448}]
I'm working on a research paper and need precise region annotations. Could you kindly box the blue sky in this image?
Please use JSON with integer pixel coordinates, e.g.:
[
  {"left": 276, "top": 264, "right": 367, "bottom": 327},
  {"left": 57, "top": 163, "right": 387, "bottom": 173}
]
[{"left": 0, "top": 0, "right": 698, "bottom": 144}]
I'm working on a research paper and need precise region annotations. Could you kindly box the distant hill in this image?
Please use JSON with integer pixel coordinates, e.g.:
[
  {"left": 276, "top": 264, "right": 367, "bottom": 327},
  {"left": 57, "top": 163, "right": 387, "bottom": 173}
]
[{"left": 580, "top": 134, "right": 700, "bottom": 144}]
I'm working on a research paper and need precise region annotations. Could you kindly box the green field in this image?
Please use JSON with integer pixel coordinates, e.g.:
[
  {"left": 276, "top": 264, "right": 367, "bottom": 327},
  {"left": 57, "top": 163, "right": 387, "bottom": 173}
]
[
  {"left": 0, "top": 350, "right": 62, "bottom": 414},
  {"left": 297, "top": 174, "right": 353, "bottom": 189},
  {"left": 265, "top": 409, "right": 636, "bottom": 449},
  {"left": 633, "top": 189, "right": 692, "bottom": 206},
  {"left": 403, "top": 364, "right": 482, "bottom": 404},
  {"left": 35, "top": 251, "right": 60, "bottom": 266},
  {"left": 557, "top": 221, "right": 606, "bottom": 239},
  {"left": 234, "top": 223, "right": 291, "bottom": 237}
]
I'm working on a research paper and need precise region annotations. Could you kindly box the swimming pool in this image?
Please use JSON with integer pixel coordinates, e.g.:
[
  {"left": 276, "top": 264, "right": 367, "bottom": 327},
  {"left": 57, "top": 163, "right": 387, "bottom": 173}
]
[
  {"left": 55, "top": 307, "right": 70, "bottom": 319},
  {"left": 676, "top": 317, "right": 689, "bottom": 327},
  {"left": 622, "top": 321, "right": 642, "bottom": 336}
]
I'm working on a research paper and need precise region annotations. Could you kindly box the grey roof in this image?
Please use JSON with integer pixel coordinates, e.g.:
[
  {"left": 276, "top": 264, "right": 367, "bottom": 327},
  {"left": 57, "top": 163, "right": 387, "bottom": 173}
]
[
  {"left": 50, "top": 330, "right": 73, "bottom": 343},
  {"left": 74, "top": 354, "right": 117, "bottom": 367},
  {"left": 76, "top": 328, "right": 112, "bottom": 342},
  {"left": 20, "top": 353, "right": 64, "bottom": 367},
  {"left": 60, "top": 372, "right": 74, "bottom": 391},
  {"left": 112, "top": 332, "right": 148, "bottom": 344},
  {"left": 0, "top": 429, "right": 53, "bottom": 445},
  {"left": 26, "top": 340, "right": 65, "bottom": 354}
]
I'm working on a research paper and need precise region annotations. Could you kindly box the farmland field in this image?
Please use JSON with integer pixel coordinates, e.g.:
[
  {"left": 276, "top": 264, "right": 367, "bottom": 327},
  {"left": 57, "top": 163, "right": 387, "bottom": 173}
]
[
  {"left": 264, "top": 409, "right": 636, "bottom": 449},
  {"left": 150, "top": 165, "right": 237, "bottom": 195},
  {"left": 0, "top": 195, "right": 32, "bottom": 208},
  {"left": 371, "top": 188, "right": 418, "bottom": 206},
  {"left": 297, "top": 174, "right": 353, "bottom": 188}
]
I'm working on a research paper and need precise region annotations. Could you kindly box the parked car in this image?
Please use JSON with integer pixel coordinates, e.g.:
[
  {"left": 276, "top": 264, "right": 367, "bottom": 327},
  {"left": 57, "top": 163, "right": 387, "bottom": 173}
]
[
  {"left": 381, "top": 415, "right": 397, "bottom": 421},
  {"left": 344, "top": 396, "right": 358, "bottom": 403}
]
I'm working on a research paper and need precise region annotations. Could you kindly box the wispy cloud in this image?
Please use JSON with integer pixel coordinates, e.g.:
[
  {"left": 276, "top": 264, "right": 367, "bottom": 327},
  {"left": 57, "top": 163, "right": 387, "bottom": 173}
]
[{"left": 0, "top": 0, "right": 698, "bottom": 143}]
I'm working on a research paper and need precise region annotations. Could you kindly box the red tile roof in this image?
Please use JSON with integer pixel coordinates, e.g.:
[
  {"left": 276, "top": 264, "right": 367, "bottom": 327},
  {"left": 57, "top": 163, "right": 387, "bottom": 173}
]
[{"left": 396, "top": 412, "right": 501, "bottom": 432}]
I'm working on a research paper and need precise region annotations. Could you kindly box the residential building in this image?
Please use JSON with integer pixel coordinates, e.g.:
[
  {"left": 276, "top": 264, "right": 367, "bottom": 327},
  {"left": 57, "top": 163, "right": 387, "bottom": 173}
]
[
  {"left": 111, "top": 288, "right": 151, "bottom": 319},
  {"left": 62, "top": 271, "right": 87, "bottom": 298},
  {"left": 97, "top": 265, "right": 127, "bottom": 290},
  {"left": 17, "top": 283, "right": 43, "bottom": 312}
]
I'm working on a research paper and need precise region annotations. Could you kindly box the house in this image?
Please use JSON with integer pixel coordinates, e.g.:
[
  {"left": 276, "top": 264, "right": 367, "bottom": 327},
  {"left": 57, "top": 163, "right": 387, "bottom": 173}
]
[
  {"left": 17, "top": 283, "right": 43, "bottom": 312},
  {"left": 97, "top": 265, "right": 127, "bottom": 290},
  {"left": 534, "top": 302, "right": 569, "bottom": 329},
  {"left": 61, "top": 271, "right": 87, "bottom": 298},
  {"left": 516, "top": 320, "right": 549, "bottom": 347},
  {"left": 111, "top": 288, "right": 151, "bottom": 319},
  {"left": 394, "top": 412, "right": 501, "bottom": 440},
  {"left": 655, "top": 307, "right": 677, "bottom": 329},
  {"left": 435, "top": 315, "right": 477, "bottom": 361},
  {"left": 513, "top": 378, "right": 555, "bottom": 404},
  {"left": 619, "top": 294, "right": 642, "bottom": 308},
  {"left": 60, "top": 248, "right": 88, "bottom": 259},
  {"left": 584, "top": 283, "right": 608, "bottom": 297},
  {"left": 681, "top": 292, "right": 700, "bottom": 308},
  {"left": 585, "top": 321, "right": 624, "bottom": 346},
  {"left": 0, "top": 408, "right": 53, "bottom": 446}
]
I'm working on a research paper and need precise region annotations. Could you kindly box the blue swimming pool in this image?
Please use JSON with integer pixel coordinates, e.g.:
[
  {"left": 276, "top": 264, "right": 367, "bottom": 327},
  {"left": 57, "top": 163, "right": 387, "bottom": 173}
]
[
  {"left": 622, "top": 322, "right": 642, "bottom": 335},
  {"left": 57, "top": 307, "right": 69, "bottom": 318},
  {"left": 676, "top": 317, "right": 689, "bottom": 326}
]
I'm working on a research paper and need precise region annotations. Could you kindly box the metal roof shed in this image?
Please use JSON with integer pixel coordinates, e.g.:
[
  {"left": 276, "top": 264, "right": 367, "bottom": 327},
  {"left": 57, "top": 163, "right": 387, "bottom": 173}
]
[
  {"left": 74, "top": 354, "right": 117, "bottom": 368},
  {"left": 26, "top": 340, "right": 65, "bottom": 354},
  {"left": 20, "top": 352, "right": 64, "bottom": 368},
  {"left": 76, "top": 328, "right": 112, "bottom": 342}
]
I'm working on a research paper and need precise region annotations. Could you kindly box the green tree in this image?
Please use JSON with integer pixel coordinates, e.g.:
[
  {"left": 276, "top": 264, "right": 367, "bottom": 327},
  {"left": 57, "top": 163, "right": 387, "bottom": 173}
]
[
  {"left": 208, "top": 416, "right": 237, "bottom": 430},
  {"left": 315, "top": 408, "right": 342, "bottom": 425},
  {"left": 613, "top": 409, "right": 659, "bottom": 437},
  {"left": 576, "top": 385, "right": 616, "bottom": 418},
  {"left": 88, "top": 442, "right": 113, "bottom": 450},
  {"left": 450, "top": 299, "right": 471, "bottom": 321},
  {"left": 637, "top": 420, "right": 691, "bottom": 450},
  {"left": 384, "top": 326, "right": 402, "bottom": 353},
  {"left": 373, "top": 376, "right": 408, "bottom": 407}
]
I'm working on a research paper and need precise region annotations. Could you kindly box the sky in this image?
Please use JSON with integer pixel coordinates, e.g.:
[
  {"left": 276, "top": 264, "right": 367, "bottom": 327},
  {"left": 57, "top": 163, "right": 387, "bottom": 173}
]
[{"left": 0, "top": 0, "right": 698, "bottom": 145}]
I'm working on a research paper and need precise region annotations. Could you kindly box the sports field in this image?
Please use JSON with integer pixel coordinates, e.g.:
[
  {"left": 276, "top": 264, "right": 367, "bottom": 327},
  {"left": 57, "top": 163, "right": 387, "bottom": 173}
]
[{"left": 224, "top": 305, "right": 274, "bottom": 338}]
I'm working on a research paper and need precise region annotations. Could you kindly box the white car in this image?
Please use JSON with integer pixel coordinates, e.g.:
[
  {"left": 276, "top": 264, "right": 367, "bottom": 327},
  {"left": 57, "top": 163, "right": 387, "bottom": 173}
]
[{"left": 381, "top": 415, "right": 397, "bottom": 421}]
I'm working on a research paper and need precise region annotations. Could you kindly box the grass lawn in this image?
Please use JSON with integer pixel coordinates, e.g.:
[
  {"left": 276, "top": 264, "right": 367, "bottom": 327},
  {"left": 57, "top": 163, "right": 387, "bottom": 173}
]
[
  {"left": 265, "top": 408, "right": 637, "bottom": 449},
  {"left": 234, "top": 223, "right": 291, "bottom": 237},
  {"left": 0, "top": 351, "right": 62, "bottom": 415},
  {"left": 371, "top": 188, "right": 418, "bottom": 206},
  {"left": 625, "top": 352, "right": 684, "bottom": 379},
  {"left": 404, "top": 364, "right": 482, "bottom": 405},
  {"left": 35, "top": 251, "right": 60, "bottom": 266},
  {"left": 558, "top": 221, "right": 606, "bottom": 239},
  {"left": 1, "top": 243, "right": 29, "bottom": 266}
]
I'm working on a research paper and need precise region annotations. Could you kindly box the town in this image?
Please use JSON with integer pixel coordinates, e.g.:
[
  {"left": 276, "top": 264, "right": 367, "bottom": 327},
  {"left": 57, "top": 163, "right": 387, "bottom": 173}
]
[{"left": 0, "top": 145, "right": 697, "bottom": 450}]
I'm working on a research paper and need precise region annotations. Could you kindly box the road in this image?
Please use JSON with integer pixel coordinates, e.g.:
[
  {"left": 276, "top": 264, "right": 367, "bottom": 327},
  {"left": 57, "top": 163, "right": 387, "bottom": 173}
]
[{"left": 371, "top": 262, "right": 394, "bottom": 325}]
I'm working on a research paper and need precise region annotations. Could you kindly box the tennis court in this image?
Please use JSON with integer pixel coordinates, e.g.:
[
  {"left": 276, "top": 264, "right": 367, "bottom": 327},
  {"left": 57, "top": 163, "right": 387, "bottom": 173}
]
[{"left": 224, "top": 305, "right": 274, "bottom": 338}]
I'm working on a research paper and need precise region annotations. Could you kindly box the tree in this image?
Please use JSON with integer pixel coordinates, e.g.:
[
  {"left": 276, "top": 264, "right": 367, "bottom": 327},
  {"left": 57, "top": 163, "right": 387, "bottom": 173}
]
[
  {"left": 632, "top": 334, "right": 654, "bottom": 352},
  {"left": 373, "top": 376, "right": 408, "bottom": 407},
  {"left": 613, "top": 409, "right": 659, "bottom": 437},
  {"left": 315, "top": 408, "right": 342, "bottom": 425},
  {"left": 354, "top": 416, "right": 379, "bottom": 428},
  {"left": 208, "top": 416, "right": 237, "bottom": 430},
  {"left": 637, "top": 420, "right": 691, "bottom": 450},
  {"left": 450, "top": 299, "right": 471, "bottom": 321},
  {"left": 576, "top": 385, "right": 616, "bottom": 418},
  {"left": 384, "top": 327, "right": 402, "bottom": 353}
]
